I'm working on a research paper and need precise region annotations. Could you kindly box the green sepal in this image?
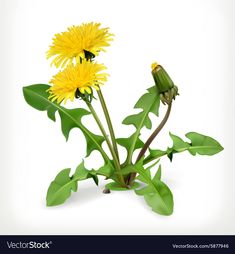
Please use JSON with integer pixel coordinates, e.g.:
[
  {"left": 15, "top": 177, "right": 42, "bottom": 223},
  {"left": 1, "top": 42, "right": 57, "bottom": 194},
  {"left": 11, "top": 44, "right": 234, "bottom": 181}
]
[{"left": 152, "top": 65, "right": 174, "bottom": 94}]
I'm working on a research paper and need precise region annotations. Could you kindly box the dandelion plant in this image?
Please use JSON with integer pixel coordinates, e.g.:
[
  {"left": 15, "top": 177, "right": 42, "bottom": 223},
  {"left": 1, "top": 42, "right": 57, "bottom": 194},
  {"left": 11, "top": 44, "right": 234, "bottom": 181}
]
[{"left": 23, "top": 22, "right": 223, "bottom": 215}]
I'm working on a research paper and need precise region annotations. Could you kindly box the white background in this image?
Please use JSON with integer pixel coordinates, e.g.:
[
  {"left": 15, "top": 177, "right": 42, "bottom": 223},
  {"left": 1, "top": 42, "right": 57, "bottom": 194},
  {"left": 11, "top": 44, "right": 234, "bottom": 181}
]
[{"left": 0, "top": 0, "right": 235, "bottom": 234}]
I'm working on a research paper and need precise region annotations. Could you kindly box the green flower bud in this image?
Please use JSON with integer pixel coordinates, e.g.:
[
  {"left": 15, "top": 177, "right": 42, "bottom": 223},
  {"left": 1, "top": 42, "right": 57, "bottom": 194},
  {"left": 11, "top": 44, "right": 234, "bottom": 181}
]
[{"left": 151, "top": 62, "right": 179, "bottom": 104}]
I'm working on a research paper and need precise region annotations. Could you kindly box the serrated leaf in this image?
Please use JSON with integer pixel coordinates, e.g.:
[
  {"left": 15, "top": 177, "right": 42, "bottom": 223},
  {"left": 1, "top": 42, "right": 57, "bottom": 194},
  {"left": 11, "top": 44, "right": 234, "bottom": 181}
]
[
  {"left": 74, "top": 161, "right": 99, "bottom": 185},
  {"left": 144, "top": 149, "right": 166, "bottom": 164},
  {"left": 123, "top": 111, "right": 152, "bottom": 129},
  {"left": 169, "top": 132, "right": 190, "bottom": 151},
  {"left": 120, "top": 165, "right": 137, "bottom": 175},
  {"left": 73, "top": 160, "right": 90, "bottom": 180},
  {"left": 47, "top": 161, "right": 101, "bottom": 206},
  {"left": 116, "top": 133, "right": 144, "bottom": 162},
  {"left": 145, "top": 132, "right": 223, "bottom": 164},
  {"left": 23, "top": 84, "right": 106, "bottom": 158},
  {"left": 96, "top": 161, "right": 115, "bottom": 178},
  {"left": 122, "top": 86, "right": 160, "bottom": 130},
  {"left": 134, "top": 162, "right": 173, "bottom": 215},
  {"left": 186, "top": 132, "right": 224, "bottom": 156},
  {"left": 46, "top": 168, "right": 77, "bottom": 206},
  {"left": 121, "top": 86, "right": 160, "bottom": 163}
]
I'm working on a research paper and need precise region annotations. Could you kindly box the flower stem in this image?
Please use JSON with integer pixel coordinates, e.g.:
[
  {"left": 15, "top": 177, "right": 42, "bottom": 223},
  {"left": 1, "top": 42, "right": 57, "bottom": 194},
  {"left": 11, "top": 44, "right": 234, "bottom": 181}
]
[
  {"left": 86, "top": 102, "right": 126, "bottom": 187},
  {"left": 97, "top": 89, "right": 120, "bottom": 162},
  {"left": 127, "top": 102, "right": 172, "bottom": 185}
]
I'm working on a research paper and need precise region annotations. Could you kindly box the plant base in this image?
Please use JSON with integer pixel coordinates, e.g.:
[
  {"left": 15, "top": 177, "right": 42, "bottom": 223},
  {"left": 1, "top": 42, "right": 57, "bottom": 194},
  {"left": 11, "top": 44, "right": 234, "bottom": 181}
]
[{"left": 105, "top": 181, "right": 140, "bottom": 191}]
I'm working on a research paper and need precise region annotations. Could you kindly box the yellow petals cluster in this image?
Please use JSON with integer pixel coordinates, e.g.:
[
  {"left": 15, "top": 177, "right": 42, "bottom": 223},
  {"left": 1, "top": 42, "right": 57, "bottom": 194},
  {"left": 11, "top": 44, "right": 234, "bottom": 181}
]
[
  {"left": 47, "top": 22, "right": 113, "bottom": 104},
  {"left": 48, "top": 60, "right": 108, "bottom": 103},
  {"left": 47, "top": 22, "right": 113, "bottom": 68}
]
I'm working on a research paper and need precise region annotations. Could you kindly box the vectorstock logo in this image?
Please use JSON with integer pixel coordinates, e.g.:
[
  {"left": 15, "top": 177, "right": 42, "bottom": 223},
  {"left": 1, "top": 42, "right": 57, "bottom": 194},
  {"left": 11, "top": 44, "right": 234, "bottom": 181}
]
[{"left": 7, "top": 241, "right": 52, "bottom": 249}]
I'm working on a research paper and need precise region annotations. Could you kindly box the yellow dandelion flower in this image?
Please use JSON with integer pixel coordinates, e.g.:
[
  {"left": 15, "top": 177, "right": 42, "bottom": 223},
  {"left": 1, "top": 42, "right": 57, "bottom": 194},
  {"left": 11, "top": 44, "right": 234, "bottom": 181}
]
[
  {"left": 48, "top": 60, "right": 109, "bottom": 104},
  {"left": 47, "top": 22, "right": 114, "bottom": 68}
]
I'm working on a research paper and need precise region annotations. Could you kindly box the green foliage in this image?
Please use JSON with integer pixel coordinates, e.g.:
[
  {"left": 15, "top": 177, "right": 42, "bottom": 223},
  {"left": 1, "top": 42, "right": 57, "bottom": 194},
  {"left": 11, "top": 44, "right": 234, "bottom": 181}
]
[
  {"left": 23, "top": 85, "right": 223, "bottom": 215},
  {"left": 145, "top": 132, "right": 224, "bottom": 164},
  {"left": 122, "top": 86, "right": 160, "bottom": 130},
  {"left": 186, "top": 132, "right": 224, "bottom": 155},
  {"left": 23, "top": 84, "right": 106, "bottom": 158},
  {"left": 22, "top": 26, "right": 224, "bottom": 217},
  {"left": 116, "top": 133, "right": 144, "bottom": 162},
  {"left": 46, "top": 161, "right": 110, "bottom": 206},
  {"left": 46, "top": 168, "right": 77, "bottom": 206},
  {"left": 121, "top": 86, "right": 160, "bottom": 163},
  {"left": 96, "top": 161, "right": 115, "bottom": 178},
  {"left": 134, "top": 161, "right": 173, "bottom": 216}
]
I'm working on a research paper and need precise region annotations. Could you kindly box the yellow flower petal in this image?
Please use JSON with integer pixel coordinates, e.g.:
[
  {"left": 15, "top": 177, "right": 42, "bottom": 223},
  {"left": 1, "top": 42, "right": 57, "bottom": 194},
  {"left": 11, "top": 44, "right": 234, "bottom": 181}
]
[
  {"left": 48, "top": 60, "right": 108, "bottom": 103},
  {"left": 47, "top": 22, "right": 114, "bottom": 68},
  {"left": 151, "top": 62, "right": 159, "bottom": 70}
]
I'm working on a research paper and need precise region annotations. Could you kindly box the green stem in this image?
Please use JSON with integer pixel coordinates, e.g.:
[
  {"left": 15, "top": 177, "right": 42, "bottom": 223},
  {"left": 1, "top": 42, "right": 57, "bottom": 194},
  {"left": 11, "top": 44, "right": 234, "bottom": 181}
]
[
  {"left": 86, "top": 102, "right": 126, "bottom": 187},
  {"left": 143, "top": 145, "right": 213, "bottom": 165},
  {"left": 127, "top": 102, "right": 172, "bottom": 185},
  {"left": 97, "top": 89, "right": 120, "bottom": 162},
  {"left": 143, "top": 152, "right": 167, "bottom": 165},
  {"left": 136, "top": 102, "right": 172, "bottom": 162}
]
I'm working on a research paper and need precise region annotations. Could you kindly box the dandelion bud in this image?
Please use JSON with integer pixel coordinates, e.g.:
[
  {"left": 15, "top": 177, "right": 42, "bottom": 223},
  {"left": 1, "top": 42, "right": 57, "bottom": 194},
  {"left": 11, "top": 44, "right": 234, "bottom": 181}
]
[{"left": 151, "top": 62, "right": 179, "bottom": 104}]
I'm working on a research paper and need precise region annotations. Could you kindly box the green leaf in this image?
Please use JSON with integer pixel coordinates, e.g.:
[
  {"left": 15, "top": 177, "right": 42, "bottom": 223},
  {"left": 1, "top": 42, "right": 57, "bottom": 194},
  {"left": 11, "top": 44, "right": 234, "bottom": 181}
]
[
  {"left": 123, "top": 111, "right": 152, "bottom": 129},
  {"left": 136, "top": 159, "right": 160, "bottom": 183},
  {"left": 135, "top": 185, "right": 154, "bottom": 195},
  {"left": 46, "top": 168, "right": 78, "bottom": 206},
  {"left": 122, "top": 86, "right": 160, "bottom": 130},
  {"left": 23, "top": 84, "right": 106, "bottom": 158},
  {"left": 116, "top": 133, "right": 144, "bottom": 162},
  {"left": 73, "top": 160, "right": 90, "bottom": 180},
  {"left": 96, "top": 161, "right": 115, "bottom": 178},
  {"left": 121, "top": 86, "right": 160, "bottom": 163},
  {"left": 144, "top": 149, "right": 166, "bottom": 164},
  {"left": 169, "top": 132, "right": 190, "bottom": 151},
  {"left": 144, "top": 132, "right": 223, "bottom": 164},
  {"left": 186, "top": 132, "right": 224, "bottom": 156},
  {"left": 47, "top": 161, "right": 101, "bottom": 206},
  {"left": 134, "top": 162, "right": 173, "bottom": 215},
  {"left": 89, "top": 169, "right": 99, "bottom": 186},
  {"left": 74, "top": 161, "right": 99, "bottom": 185},
  {"left": 120, "top": 165, "right": 137, "bottom": 175},
  {"left": 143, "top": 180, "right": 173, "bottom": 216},
  {"left": 153, "top": 165, "right": 161, "bottom": 181}
]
